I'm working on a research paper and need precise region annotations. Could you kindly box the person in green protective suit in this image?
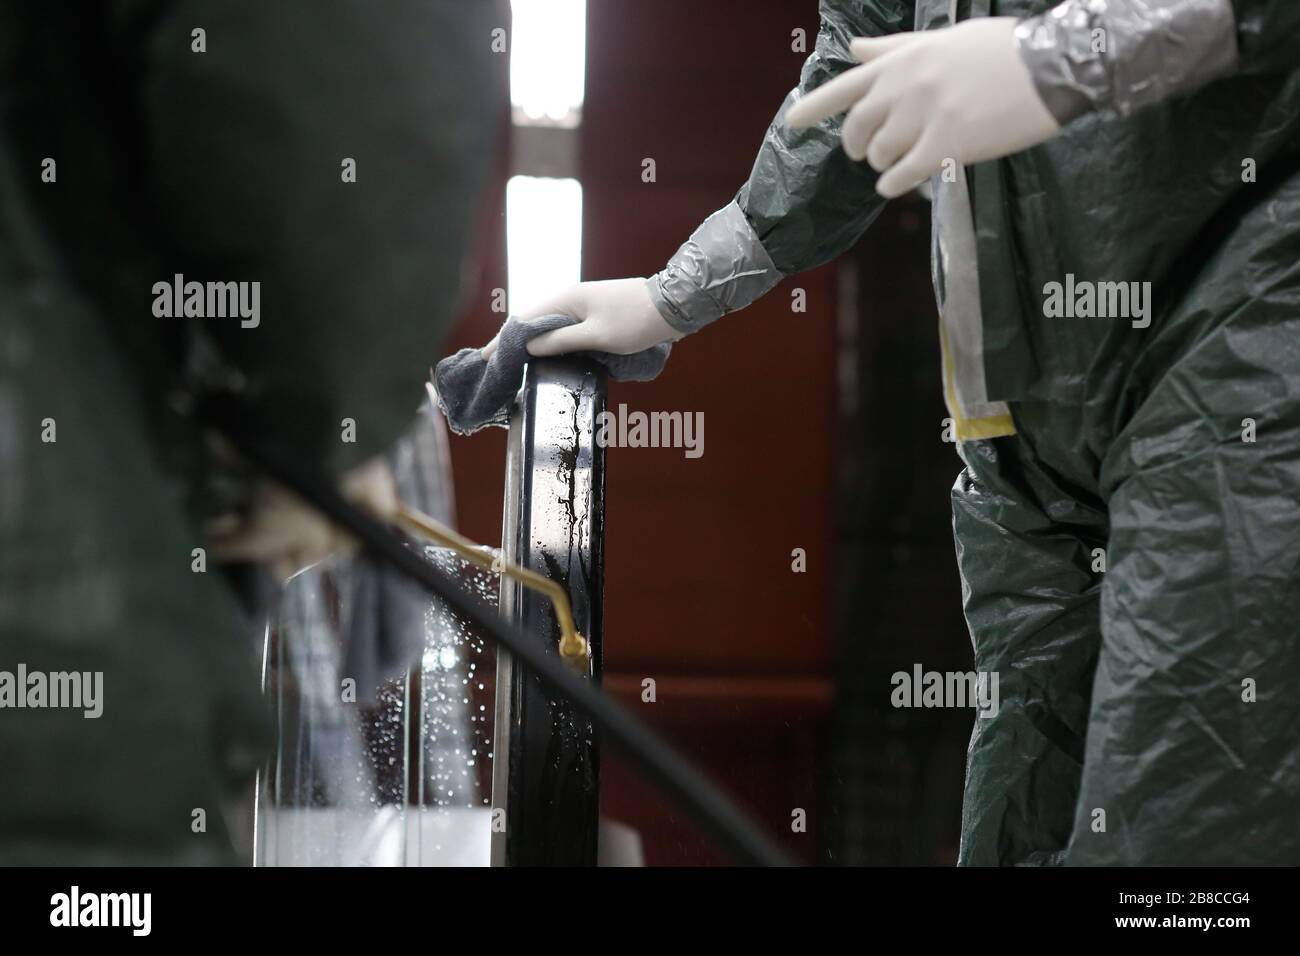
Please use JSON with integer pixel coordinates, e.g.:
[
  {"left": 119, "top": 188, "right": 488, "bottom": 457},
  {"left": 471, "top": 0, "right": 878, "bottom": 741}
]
[
  {"left": 484, "top": 0, "right": 1300, "bottom": 865},
  {"left": 0, "top": 1, "right": 506, "bottom": 863}
]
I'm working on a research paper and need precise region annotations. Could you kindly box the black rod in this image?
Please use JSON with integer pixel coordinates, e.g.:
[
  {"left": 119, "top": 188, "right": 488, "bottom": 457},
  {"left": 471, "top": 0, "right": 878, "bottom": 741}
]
[{"left": 203, "top": 397, "right": 793, "bottom": 867}]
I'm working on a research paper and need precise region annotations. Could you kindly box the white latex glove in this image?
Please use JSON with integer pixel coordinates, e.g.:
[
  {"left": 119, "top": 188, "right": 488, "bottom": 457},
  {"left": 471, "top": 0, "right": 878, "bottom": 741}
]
[
  {"left": 208, "top": 455, "right": 399, "bottom": 581},
  {"left": 480, "top": 277, "right": 681, "bottom": 361},
  {"left": 785, "top": 18, "right": 1061, "bottom": 198}
]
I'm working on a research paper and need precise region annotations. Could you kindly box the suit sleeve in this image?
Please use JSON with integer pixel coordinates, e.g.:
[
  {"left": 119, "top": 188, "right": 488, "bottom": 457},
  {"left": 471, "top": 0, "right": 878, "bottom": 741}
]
[
  {"left": 1016, "top": 0, "right": 1299, "bottom": 124},
  {"left": 649, "top": 0, "right": 915, "bottom": 335}
]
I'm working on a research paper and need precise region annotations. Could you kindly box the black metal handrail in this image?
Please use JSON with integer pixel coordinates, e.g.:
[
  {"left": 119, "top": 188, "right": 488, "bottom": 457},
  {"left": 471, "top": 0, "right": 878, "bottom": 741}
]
[{"left": 492, "top": 358, "right": 604, "bottom": 865}]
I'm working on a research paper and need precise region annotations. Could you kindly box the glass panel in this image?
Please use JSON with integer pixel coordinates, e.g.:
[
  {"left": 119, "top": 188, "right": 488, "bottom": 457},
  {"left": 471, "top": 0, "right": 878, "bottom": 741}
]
[{"left": 255, "top": 550, "right": 497, "bottom": 867}]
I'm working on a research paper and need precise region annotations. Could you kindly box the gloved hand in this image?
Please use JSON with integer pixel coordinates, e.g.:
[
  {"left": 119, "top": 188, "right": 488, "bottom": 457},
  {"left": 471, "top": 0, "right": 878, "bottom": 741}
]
[
  {"left": 207, "top": 455, "right": 399, "bottom": 581},
  {"left": 785, "top": 18, "right": 1061, "bottom": 198},
  {"left": 480, "top": 277, "right": 680, "bottom": 361}
]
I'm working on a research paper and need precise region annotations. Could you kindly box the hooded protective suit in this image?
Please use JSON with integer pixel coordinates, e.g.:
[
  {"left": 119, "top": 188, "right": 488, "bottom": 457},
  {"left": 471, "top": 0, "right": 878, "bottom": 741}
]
[
  {"left": 648, "top": 0, "right": 1300, "bottom": 864},
  {"left": 0, "top": 0, "right": 505, "bottom": 863}
]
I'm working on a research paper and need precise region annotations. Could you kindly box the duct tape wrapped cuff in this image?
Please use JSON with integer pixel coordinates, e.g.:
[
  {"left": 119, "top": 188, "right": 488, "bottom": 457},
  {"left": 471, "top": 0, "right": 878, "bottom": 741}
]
[
  {"left": 1014, "top": 0, "right": 1239, "bottom": 123},
  {"left": 647, "top": 201, "right": 784, "bottom": 335}
]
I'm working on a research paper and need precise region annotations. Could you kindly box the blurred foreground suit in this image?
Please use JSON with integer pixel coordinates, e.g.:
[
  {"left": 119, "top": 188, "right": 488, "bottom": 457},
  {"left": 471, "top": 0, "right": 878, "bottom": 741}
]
[{"left": 0, "top": 0, "right": 506, "bottom": 863}]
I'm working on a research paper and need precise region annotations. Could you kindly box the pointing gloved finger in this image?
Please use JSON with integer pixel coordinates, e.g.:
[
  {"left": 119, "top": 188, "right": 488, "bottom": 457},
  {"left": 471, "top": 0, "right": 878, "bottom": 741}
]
[
  {"left": 785, "top": 61, "right": 877, "bottom": 128},
  {"left": 849, "top": 33, "right": 921, "bottom": 63}
]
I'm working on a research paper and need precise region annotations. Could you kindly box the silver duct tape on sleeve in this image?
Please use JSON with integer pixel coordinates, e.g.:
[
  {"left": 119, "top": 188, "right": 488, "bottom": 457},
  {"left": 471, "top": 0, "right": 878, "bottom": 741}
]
[
  {"left": 1015, "top": 0, "right": 1240, "bottom": 123},
  {"left": 647, "top": 200, "right": 784, "bottom": 335}
]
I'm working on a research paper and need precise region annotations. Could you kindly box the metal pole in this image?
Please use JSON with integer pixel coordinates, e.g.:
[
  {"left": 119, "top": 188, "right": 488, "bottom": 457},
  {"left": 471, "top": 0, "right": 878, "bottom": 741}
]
[{"left": 492, "top": 359, "right": 603, "bottom": 865}]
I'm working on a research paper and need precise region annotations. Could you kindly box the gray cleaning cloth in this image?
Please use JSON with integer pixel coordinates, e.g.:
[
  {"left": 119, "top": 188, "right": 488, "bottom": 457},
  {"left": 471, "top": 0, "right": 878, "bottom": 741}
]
[{"left": 434, "top": 313, "right": 671, "bottom": 435}]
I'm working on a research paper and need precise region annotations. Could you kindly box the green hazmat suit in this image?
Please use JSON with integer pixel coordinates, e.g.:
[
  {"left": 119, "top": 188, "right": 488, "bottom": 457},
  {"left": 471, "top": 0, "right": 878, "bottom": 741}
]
[
  {"left": 650, "top": 0, "right": 1300, "bottom": 864},
  {"left": 0, "top": 0, "right": 506, "bottom": 863}
]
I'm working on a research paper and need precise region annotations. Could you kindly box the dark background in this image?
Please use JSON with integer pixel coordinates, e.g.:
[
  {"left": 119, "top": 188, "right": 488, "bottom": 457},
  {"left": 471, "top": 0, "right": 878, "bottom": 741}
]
[{"left": 443, "top": 0, "right": 974, "bottom": 865}]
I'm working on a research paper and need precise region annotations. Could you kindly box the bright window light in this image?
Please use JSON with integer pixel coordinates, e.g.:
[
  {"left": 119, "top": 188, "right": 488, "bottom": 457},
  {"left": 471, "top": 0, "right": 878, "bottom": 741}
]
[
  {"left": 510, "top": 0, "right": 586, "bottom": 125},
  {"left": 506, "top": 175, "right": 583, "bottom": 314}
]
